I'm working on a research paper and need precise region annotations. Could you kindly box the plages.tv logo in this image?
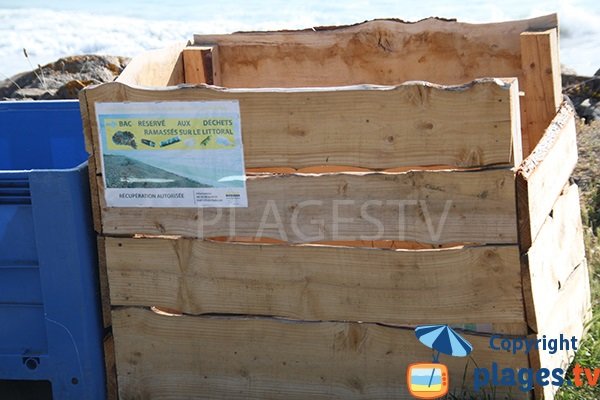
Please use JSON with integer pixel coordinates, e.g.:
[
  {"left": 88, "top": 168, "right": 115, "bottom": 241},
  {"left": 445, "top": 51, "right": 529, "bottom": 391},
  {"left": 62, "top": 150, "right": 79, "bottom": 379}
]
[{"left": 407, "top": 325, "right": 473, "bottom": 399}]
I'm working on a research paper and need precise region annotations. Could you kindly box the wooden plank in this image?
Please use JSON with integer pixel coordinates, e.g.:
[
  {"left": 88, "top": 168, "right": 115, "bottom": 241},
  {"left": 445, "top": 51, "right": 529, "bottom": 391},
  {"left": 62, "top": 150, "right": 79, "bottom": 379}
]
[
  {"left": 86, "top": 156, "right": 102, "bottom": 234},
  {"left": 97, "top": 168, "right": 518, "bottom": 244},
  {"left": 520, "top": 29, "right": 562, "bottom": 156},
  {"left": 83, "top": 78, "right": 521, "bottom": 171},
  {"left": 97, "top": 236, "right": 112, "bottom": 329},
  {"left": 116, "top": 42, "right": 186, "bottom": 87},
  {"left": 106, "top": 238, "right": 524, "bottom": 326},
  {"left": 516, "top": 101, "right": 578, "bottom": 251},
  {"left": 104, "top": 332, "right": 118, "bottom": 400},
  {"left": 78, "top": 86, "right": 94, "bottom": 156},
  {"left": 523, "top": 184, "right": 586, "bottom": 332},
  {"left": 539, "top": 261, "right": 592, "bottom": 344},
  {"left": 193, "top": 15, "right": 557, "bottom": 88},
  {"left": 522, "top": 183, "right": 591, "bottom": 399},
  {"left": 112, "top": 307, "right": 530, "bottom": 400},
  {"left": 211, "top": 44, "right": 222, "bottom": 86},
  {"left": 528, "top": 260, "right": 592, "bottom": 400},
  {"left": 78, "top": 91, "right": 103, "bottom": 234},
  {"left": 182, "top": 46, "right": 214, "bottom": 84}
]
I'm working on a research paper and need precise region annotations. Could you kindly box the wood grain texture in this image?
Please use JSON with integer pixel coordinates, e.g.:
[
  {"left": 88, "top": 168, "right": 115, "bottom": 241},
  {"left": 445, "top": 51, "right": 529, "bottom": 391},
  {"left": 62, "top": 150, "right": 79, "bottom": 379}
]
[
  {"left": 82, "top": 79, "right": 520, "bottom": 171},
  {"left": 516, "top": 100, "right": 578, "bottom": 251},
  {"left": 182, "top": 46, "right": 213, "bottom": 84},
  {"left": 192, "top": 15, "right": 557, "bottom": 88},
  {"left": 96, "top": 236, "right": 112, "bottom": 329},
  {"left": 522, "top": 184, "right": 590, "bottom": 400},
  {"left": 105, "top": 238, "right": 524, "bottom": 325},
  {"left": 116, "top": 42, "right": 186, "bottom": 87},
  {"left": 529, "top": 260, "right": 592, "bottom": 400},
  {"left": 523, "top": 184, "right": 586, "bottom": 332},
  {"left": 520, "top": 29, "right": 562, "bottom": 156},
  {"left": 103, "top": 333, "right": 118, "bottom": 400},
  {"left": 86, "top": 156, "right": 102, "bottom": 234},
  {"left": 112, "top": 307, "right": 530, "bottom": 400},
  {"left": 211, "top": 44, "right": 222, "bottom": 86},
  {"left": 78, "top": 92, "right": 103, "bottom": 234},
  {"left": 78, "top": 87, "right": 94, "bottom": 156},
  {"left": 539, "top": 261, "right": 592, "bottom": 341},
  {"left": 97, "top": 168, "right": 517, "bottom": 244}
]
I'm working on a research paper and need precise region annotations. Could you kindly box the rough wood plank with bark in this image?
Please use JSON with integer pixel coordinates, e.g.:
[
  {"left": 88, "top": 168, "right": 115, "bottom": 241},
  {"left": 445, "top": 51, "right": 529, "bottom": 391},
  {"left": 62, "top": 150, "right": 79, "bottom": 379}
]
[
  {"left": 522, "top": 184, "right": 587, "bottom": 332},
  {"left": 528, "top": 260, "right": 592, "bottom": 400},
  {"left": 192, "top": 15, "right": 557, "bottom": 88},
  {"left": 111, "top": 307, "right": 530, "bottom": 400},
  {"left": 106, "top": 238, "right": 525, "bottom": 326},
  {"left": 96, "top": 168, "right": 517, "bottom": 244},
  {"left": 516, "top": 100, "right": 578, "bottom": 251},
  {"left": 82, "top": 79, "right": 521, "bottom": 172}
]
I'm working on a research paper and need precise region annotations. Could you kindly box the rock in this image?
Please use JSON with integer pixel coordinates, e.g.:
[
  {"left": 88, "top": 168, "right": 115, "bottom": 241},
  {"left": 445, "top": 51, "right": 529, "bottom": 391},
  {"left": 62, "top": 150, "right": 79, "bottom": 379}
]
[
  {"left": 54, "top": 79, "right": 98, "bottom": 99},
  {"left": 0, "top": 55, "right": 129, "bottom": 101},
  {"left": 562, "top": 73, "right": 589, "bottom": 88},
  {"left": 562, "top": 69, "right": 600, "bottom": 123},
  {"left": 579, "top": 102, "right": 600, "bottom": 123},
  {"left": 10, "top": 88, "right": 53, "bottom": 100}
]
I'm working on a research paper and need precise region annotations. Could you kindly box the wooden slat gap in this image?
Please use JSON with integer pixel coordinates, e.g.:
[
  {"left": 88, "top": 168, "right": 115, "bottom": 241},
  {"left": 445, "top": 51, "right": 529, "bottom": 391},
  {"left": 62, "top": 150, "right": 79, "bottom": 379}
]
[{"left": 116, "top": 305, "right": 518, "bottom": 338}]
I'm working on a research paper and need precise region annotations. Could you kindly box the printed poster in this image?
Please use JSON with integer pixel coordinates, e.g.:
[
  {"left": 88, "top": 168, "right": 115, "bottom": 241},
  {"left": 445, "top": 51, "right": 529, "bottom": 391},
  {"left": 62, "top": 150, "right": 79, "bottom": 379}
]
[{"left": 95, "top": 101, "right": 247, "bottom": 207}]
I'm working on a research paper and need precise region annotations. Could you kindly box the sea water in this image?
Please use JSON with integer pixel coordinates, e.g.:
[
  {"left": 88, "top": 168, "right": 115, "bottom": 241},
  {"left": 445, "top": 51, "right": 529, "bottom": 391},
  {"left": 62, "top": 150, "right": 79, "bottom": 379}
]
[{"left": 0, "top": 0, "right": 598, "bottom": 79}]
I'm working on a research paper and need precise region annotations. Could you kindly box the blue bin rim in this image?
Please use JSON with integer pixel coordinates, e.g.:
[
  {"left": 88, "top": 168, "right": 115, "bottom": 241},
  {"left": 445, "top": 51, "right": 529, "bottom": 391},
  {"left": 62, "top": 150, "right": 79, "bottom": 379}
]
[
  {"left": 0, "top": 99, "right": 79, "bottom": 106},
  {"left": 0, "top": 160, "right": 88, "bottom": 176},
  {"left": 1, "top": 99, "right": 87, "bottom": 173}
]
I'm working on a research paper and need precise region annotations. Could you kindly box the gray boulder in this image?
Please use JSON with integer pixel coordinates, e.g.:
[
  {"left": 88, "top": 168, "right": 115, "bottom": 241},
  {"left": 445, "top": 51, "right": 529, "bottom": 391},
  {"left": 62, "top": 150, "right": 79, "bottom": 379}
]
[
  {"left": 0, "top": 55, "right": 129, "bottom": 101},
  {"left": 563, "top": 69, "right": 600, "bottom": 123}
]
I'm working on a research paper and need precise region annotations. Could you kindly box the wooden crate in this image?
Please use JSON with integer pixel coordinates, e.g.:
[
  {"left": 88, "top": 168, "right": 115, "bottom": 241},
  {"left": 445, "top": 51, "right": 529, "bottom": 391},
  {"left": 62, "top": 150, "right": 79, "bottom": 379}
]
[{"left": 80, "top": 15, "right": 591, "bottom": 400}]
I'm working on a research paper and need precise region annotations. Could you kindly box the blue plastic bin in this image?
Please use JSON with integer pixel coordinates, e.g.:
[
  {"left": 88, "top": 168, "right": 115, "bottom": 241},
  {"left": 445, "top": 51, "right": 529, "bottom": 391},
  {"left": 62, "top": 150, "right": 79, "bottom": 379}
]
[{"left": 0, "top": 100, "right": 105, "bottom": 399}]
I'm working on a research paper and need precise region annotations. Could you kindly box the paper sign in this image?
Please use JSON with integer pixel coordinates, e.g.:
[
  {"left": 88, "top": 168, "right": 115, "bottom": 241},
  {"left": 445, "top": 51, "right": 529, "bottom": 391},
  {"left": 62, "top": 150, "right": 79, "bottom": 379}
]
[{"left": 95, "top": 101, "right": 247, "bottom": 208}]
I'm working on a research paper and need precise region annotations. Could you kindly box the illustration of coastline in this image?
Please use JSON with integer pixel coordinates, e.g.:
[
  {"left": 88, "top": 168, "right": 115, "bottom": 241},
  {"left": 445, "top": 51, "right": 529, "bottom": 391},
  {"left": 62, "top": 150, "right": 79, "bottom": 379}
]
[{"left": 103, "top": 154, "right": 212, "bottom": 189}]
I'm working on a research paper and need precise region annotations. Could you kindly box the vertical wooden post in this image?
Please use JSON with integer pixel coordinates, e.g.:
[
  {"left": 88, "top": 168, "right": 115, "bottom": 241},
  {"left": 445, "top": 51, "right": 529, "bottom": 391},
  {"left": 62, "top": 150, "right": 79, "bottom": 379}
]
[
  {"left": 182, "top": 46, "right": 216, "bottom": 85},
  {"left": 520, "top": 29, "right": 562, "bottom": 156},
  {"left": 211, "top": 45, "right": 222, "bottom": 86},
  {"left": 104, "top": 333, "right": 118, "bottom": 400}
]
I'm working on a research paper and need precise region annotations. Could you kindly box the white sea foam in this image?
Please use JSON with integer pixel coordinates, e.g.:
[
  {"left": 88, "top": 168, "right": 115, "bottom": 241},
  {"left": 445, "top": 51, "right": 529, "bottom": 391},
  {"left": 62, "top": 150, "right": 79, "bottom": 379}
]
[
  {"left": 0, "top": 8, "right": 199, "bottom": 79},
  {"left": 0, "top": 1, "right": 598, "bottom": 79}
]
